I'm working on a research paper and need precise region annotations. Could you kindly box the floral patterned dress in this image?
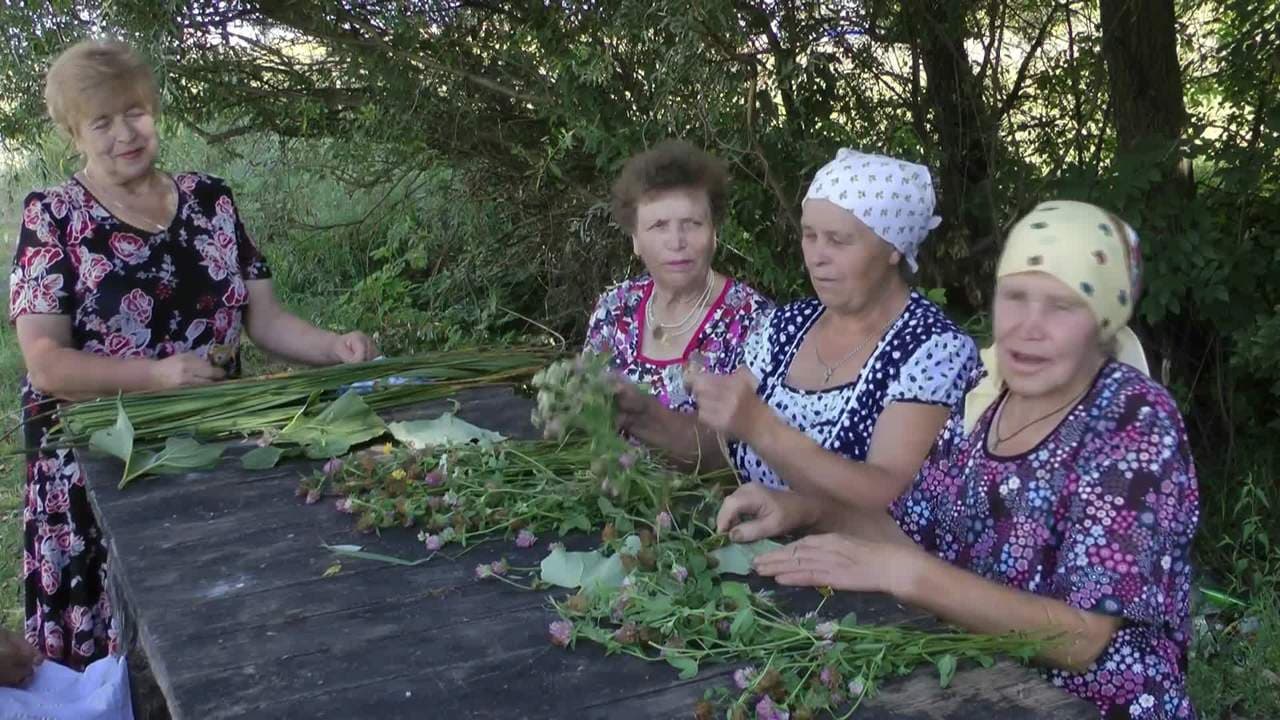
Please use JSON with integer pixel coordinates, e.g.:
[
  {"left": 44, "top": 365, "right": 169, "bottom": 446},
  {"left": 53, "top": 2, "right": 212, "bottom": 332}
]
[
  {"left": 583, "top": 275, "right": 772, "bottom": 411},
  {"left": 9, "top": 173, "right": 270, "bottom": 669},
  {"left": 892, "top": 362, "right": 1199, "bottom": 718}
]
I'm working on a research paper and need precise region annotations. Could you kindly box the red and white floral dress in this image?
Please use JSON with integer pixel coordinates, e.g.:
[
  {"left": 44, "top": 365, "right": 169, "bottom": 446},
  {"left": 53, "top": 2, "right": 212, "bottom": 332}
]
[{"left": 8, "top": 173, "right": 270, "bottom": 668}]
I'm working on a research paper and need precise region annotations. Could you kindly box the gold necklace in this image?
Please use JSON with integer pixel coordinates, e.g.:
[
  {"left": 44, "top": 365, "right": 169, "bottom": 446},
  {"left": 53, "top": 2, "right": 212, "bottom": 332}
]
[
  {"left": 647, "top": 272, "right": 714, "bottom": 343},
  {"left": 81, "top": 170, "right": 172, "bottom": 233},
  {"left": 813, "top": 314, "right": 896, "bottom": 386}
]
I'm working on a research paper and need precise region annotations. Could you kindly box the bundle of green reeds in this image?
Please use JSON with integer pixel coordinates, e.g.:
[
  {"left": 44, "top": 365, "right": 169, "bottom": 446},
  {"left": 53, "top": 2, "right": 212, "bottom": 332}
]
[{"left": 47, "top": 347, "right": 559, "bottom": 449}]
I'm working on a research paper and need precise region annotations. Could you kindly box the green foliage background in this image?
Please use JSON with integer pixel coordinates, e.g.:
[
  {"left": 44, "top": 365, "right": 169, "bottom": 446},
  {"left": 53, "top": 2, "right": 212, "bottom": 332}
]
[{"left": 0, "top": 1, "right": 1277, "bottom": 715}]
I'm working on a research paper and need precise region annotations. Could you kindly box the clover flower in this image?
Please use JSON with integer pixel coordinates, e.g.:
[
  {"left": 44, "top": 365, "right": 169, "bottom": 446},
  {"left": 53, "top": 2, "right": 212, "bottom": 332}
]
[
  {"left": 516, "top": 528, "right": 537, "bottom": 548},
  {"left": 549, "top": 620, "right": 573, "bottom": 647},
  {"left": 754, "top": 696, "right": 789, "bottom": 720}
]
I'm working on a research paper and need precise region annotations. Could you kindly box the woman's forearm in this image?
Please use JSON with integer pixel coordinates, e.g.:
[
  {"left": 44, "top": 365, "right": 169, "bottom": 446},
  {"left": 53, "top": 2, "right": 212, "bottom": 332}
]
[
  {"left": 629, "top": 406, "right": 728, "bottom": 472},
  {"left": 243, "top": 279, "right": 341, "bottom": 366},
  {"left": 747, "top": 415, "right": 906, "bottom": 509},
  {"left": 247, "top": 307, "right": 341, "bottom": 366},
  {"left": 894, "top": 550, "right": 1120, "bottom": 673},
  {"left": 24, "top": 342, "right": 160, "bottom": 401}
]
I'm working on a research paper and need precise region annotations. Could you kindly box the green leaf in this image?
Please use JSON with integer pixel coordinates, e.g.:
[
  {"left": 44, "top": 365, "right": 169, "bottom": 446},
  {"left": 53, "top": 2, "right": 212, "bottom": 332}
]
[
  {"left": 277, "top": 390, "right": 388, "bottom": 459},
  {"left": 556, "top": 512, "right": 592, "bottom": 535},
  {"left": 711, "top": 539, "right": 783, "bottom": 576},
  {"left": 729, "top": 606, "right": 755, "bottom": 639},
  {"left": 935, "top": 653, "right": 957, "bottom": 688},
  {"left": 596, "top": 496, "right": 618, "bottom": 516},
  {"left": 89, "top": 397, "right": 135, "bottom": 479},
  {"left": 241, "top": 446, "right": 284, "bottom": 470},
  {"left": 841, "top": 612, "right": 859, "bottom": 627},
  {"left": 539, "top": 546, "right": 625, "bottom": 592},
  {"left": 720, "top": 581, "right": 752, "bottom": 607},
  {"left": 122, "top": 437, "right": 225, "bottom": 487},
  {"left": 665, "top": 654, "right": 699, "bottom": 680},
  {"left": 387, "top": 413, "right": 505, "bottom": 449}
]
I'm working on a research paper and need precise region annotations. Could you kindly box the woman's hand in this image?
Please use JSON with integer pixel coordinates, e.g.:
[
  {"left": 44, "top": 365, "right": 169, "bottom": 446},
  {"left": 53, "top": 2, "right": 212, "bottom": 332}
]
[
  {"left": 753, "top": 533, "right": 924, "bottom": 597},
  {"left": 329, "top": 331, "right": 378, "bottom": 364},
  {"left": 688, "top": 367, "right": 768, "bottom": 442},
  {"left": 0, "top": 628, "right": 42, "bottom": 688},
  {"left": 611, "top": 377, "right": 658, "bottom": 434},
  {"left": 716, "top": 482, "right": 823, "bottom": 542},
  {"left": 152, "top": 352, "right": 226, "bottom": 390}
]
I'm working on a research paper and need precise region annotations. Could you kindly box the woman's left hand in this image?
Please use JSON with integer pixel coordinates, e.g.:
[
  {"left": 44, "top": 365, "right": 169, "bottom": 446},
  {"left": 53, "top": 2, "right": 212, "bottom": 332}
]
[
  {"left": 688, "top": 366, "right": 768, "bottom": 442},
  {"left": 753, "top": 533, "right": 923, "bottom": 597},
  {"left": 330, "top": 331, "right": 378, "bottom": 364}
]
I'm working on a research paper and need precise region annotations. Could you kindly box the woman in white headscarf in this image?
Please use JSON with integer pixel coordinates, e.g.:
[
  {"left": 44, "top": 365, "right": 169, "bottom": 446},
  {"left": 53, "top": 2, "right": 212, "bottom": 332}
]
[{"left": 620, "top": 149, "right": 979, "bottom": 509}]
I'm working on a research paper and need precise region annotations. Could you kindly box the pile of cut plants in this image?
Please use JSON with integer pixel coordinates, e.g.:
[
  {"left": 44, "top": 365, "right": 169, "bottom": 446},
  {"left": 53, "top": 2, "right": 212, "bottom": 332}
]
[
  {"left": 305, "top": 354, "right": 1044, "bottom": 719},
  {"left": 23, "top": 347, "right": 556, "bottom": 487}
]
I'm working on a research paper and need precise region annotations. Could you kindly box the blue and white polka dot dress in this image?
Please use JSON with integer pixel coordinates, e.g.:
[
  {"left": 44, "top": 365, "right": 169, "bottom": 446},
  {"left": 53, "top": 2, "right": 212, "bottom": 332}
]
[{"left": 730, "top": 291, "right": 980, "bottom": 489}]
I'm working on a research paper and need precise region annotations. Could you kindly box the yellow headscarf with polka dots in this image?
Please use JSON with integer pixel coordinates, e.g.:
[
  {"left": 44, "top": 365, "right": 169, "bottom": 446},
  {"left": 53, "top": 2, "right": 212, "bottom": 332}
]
[{"left": 963, "top": 200, "right": 1149, "bottom": 431}]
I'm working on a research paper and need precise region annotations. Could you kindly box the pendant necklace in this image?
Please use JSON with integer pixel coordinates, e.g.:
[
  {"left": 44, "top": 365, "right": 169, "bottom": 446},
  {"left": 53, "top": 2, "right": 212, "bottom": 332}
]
[{"left": 647, "top": 271, "right": 714, "bottom": 343}]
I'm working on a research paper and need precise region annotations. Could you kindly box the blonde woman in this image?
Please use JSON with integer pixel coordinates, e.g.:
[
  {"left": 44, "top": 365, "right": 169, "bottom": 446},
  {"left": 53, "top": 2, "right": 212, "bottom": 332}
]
[{"left": 10, "top": 39, "right": 376, "bottom": 668}]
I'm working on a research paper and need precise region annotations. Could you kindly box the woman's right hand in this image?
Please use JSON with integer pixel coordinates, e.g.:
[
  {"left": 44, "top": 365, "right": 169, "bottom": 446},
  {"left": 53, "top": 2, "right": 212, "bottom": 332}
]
[
  {"left": 716, "top": 482, "right": 823, "bottom": 542},
  {"left": 610, "top": 377, "right": 656, "bottom": 433},
  {"left": 152, "top": 352, "right": 226, "bottom": 390},
  {"left": 0, "top": 628, "right": 42, "bottom": 688}
]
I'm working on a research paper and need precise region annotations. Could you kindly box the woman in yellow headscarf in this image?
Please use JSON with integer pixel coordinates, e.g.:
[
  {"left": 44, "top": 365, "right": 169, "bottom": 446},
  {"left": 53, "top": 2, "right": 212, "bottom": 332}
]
[{"left": 715, "top": 201, "right": 1200, "bottom": 719}]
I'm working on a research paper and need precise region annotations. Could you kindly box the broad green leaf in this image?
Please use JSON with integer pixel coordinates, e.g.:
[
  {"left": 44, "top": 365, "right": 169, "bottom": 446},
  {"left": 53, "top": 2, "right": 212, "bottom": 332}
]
[
  {"left": 665, "top": 654, "right": 699, "bottom": 680},
  {"left": 580, "top": 553, "right": 626, "bottom": 592},
  {"left": 539, "top": 546, "right": 626, "bottom": 592},
  {"left": 278, "top": 390, "right": 387, "bottom": 459},
  {"left": 596, "top": 496, "right": 618, "bottom": 516},
  {"left": 841, "top": 612, "right": 859, "bottom": 627},
  {"left": 935, "top": 653, "right": 957, "bottom": 688},
  {"left": 729, "top": 606, "right": 755, "bottom": 639},
  {"left": 241, "top": 446, "right": 284, "bottom": 470},
  {"left": 387, "top": 413, "right": 505, "bottom": 449},
  {"left": 121, "top": 437, "right": 225, "bottom": 488},
  {"left": 720, "top": 581, "right": 752, "bottom": 607},
  {"left": 540, "top": 545, "right": 588, "bottom": 588},
  {"left": 711, "top": 539, "right": 783, "bottom": 576},
  {"left": 557, "top": 513, "right": 591, "bottom": 535},
  {"left": 89, "top": 398, "right": 135, "bottom": 480},
  {"left": 620, "top": 534, "right": 642, "bottom": 555}
]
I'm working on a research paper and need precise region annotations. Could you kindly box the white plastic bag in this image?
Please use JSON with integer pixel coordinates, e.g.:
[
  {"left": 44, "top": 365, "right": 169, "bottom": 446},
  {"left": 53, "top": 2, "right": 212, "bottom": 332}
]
[{"left": 0, "top": 655, "right": 133, "bottom": 720}]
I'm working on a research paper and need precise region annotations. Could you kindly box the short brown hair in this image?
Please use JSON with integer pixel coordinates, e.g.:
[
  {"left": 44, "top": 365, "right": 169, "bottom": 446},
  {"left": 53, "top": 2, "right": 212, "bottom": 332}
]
[
  {"left": 45, "top": 39, "right": 158, "bottom": 136},
  {"left": 610, "top": 139, "right": 729, "bottom": 234}
]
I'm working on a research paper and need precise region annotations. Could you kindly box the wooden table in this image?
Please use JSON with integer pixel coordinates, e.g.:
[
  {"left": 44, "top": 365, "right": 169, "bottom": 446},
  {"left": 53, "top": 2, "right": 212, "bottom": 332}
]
[{"left": 78, "top": 386, "right": 1095, "bottom": 719}]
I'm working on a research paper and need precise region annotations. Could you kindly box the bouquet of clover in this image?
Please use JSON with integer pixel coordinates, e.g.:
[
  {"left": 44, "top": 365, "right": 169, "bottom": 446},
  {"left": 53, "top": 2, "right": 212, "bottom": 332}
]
[{"left": 531, "top": 352, "right": 703, "bottom": 508}]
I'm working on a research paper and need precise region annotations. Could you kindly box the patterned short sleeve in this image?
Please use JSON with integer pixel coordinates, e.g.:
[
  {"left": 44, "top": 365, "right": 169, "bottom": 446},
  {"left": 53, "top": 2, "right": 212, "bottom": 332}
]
[
  {"left": 885, "top": 331, "right": 979, "bottom": 408},
  {"left": 1045, "top": 391, "right": 1199, "bottom": 625},
  {"left": 583, "top": 285, "right": 625, "bottom": 357},
  {"left": 741, "top": 307, "right": 776, "bottom": 386},
  {"left": 203, "top": 177, "right": 271, "bottom": 280},
  {"left": 9, "top": 192, "right": 75, "bottom": 321}
]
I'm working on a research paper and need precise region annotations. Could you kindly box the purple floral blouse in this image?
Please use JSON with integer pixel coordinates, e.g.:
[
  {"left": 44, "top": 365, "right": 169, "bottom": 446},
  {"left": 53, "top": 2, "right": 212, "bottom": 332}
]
[
  {"left": 893, "top": 362, "right": 1199, "bottom": 718},
  {"left": 583, "top": 275, "right": 772, "bottom": 412}
]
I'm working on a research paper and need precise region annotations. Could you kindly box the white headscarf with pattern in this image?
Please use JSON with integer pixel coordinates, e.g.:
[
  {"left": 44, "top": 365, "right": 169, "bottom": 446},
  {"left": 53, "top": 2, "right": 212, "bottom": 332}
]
[{"left": 803, "top": 148, "right": 942, "bottom": 271}]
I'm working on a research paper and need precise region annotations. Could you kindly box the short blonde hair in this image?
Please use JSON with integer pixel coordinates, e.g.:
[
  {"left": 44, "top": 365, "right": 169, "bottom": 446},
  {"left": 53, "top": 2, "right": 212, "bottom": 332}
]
[{"left": 44, "top": 39, "right": 158, "bottom": 136}]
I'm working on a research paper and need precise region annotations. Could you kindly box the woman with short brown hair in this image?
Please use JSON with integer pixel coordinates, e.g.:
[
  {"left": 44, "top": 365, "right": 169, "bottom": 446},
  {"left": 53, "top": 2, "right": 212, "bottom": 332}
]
[{"left": 584, "top": 139, "right": 772, "bottom": 414}]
